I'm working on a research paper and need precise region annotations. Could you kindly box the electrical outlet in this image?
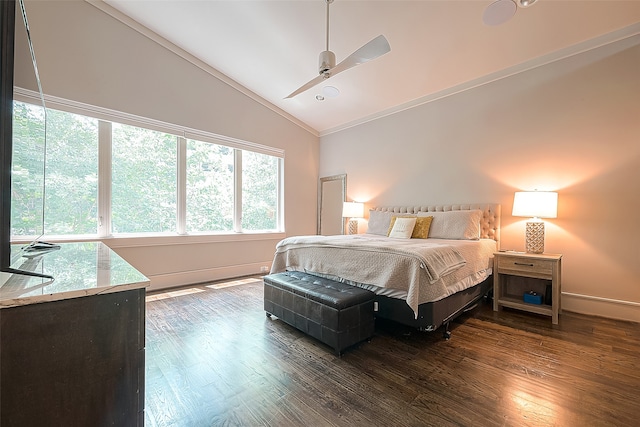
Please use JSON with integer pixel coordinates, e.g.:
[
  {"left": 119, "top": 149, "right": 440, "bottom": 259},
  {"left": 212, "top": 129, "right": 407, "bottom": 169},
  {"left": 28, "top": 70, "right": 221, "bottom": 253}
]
[{"left": 260, "top": 266, "right": 269, "bottom": 273}]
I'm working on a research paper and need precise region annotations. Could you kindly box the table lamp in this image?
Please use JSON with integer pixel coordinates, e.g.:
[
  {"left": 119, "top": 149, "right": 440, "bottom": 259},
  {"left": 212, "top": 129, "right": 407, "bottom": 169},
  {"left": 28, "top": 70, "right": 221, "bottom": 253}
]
[
  {"left": 512, "top": 191, "right": 558, "bottom": 254},
  {"left": 342, "top": 202, "right": 364, "bottom": 235}
]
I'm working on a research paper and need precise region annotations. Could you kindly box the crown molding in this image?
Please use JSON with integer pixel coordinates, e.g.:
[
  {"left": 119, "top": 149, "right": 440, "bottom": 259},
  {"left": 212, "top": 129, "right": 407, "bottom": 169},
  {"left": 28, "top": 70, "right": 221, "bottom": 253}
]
[
  {"left": 320, "top": 22, "right": 640, "bottom": 137},
  {"left": 86, "top": 0, "right": 319, "bottom": 138}
]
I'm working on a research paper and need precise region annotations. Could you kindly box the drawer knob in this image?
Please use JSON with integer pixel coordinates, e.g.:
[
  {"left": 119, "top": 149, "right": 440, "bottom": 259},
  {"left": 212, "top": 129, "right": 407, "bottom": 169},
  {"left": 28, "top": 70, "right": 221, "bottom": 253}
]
[{"left": 514, "top": 262, "right": 534, "bottom": 267}]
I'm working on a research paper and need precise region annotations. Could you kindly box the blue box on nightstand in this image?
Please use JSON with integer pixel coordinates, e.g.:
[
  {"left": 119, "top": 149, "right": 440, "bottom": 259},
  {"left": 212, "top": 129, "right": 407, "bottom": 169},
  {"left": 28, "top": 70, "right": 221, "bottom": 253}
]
[{"left": 523, "top": 291, "right": 543, "bottom": 305}]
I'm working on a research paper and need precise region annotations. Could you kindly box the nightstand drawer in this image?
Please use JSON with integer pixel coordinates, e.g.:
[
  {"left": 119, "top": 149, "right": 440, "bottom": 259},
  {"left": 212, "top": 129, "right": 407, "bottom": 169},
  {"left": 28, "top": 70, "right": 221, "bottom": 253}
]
[{"left": 497, "top": 256, "right": 554, "bottom": 277}]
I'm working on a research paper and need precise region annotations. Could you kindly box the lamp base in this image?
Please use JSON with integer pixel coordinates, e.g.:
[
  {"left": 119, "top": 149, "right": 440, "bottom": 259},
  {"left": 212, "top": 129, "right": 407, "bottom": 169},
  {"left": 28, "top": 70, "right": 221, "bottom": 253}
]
[
  {"left": 347, "top": 218, "right": 358, "bottom": 235},
  {"left": 525, "top": 220, "right": 545, "bottom": 254}
]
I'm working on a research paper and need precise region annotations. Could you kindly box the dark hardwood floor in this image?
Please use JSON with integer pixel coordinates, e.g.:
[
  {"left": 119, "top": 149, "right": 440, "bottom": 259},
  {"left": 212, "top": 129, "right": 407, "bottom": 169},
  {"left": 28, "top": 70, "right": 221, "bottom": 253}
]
[{"left": 144, "top": 277, "right": 640, "bottom": 427}]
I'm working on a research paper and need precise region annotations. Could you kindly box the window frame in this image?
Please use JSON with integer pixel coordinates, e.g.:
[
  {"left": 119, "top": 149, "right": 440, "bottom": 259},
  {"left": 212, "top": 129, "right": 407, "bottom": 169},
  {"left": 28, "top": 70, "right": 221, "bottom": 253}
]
[{"left": 12, "top": 89, "right": 285, "bottom": 243}]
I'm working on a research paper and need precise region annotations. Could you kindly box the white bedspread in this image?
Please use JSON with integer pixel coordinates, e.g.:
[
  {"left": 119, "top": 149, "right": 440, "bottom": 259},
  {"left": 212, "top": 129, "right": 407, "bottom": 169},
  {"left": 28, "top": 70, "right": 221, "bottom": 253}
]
[{"left": 270, "top": 234, "right": 497, "bottom": 316}]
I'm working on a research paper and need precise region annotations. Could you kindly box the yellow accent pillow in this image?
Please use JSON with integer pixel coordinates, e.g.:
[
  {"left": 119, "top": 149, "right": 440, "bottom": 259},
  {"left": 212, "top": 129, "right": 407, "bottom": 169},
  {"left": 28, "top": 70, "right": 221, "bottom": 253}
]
[
  {"left": 387, "top": 216, "right": 433, "bottom": 239},
  {"left": 411, "top": 216, "right": 433, "bottom": 239}
]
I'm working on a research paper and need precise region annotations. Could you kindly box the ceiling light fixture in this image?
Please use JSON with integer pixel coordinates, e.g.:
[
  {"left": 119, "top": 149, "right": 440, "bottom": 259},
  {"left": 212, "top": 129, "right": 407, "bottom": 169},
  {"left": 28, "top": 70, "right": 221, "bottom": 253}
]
[
  {"left": 322, "top": 86, "right": 340, "bottom": 98},
  {"left": 482, "top": 0, "right": 517, "bottom": 26},
  {"left": 483, "top": 0, "right": 539, "bottom": 26},
  {"left": 315, "top": 94, "right": 325, "bottom": 101}
]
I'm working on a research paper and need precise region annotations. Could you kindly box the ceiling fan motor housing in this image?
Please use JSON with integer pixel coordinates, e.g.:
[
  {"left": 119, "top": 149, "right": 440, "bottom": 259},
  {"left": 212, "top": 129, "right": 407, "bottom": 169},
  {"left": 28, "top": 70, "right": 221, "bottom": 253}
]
[{"left": 318, "top": 50, "right": 336, "bottom": 76}]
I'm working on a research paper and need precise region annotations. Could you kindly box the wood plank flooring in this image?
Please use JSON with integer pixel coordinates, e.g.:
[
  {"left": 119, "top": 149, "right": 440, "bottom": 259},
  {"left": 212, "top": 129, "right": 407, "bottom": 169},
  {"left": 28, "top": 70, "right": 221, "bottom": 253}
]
[{"left": 144, "top": 277, "right": 640, "bottom": 427}]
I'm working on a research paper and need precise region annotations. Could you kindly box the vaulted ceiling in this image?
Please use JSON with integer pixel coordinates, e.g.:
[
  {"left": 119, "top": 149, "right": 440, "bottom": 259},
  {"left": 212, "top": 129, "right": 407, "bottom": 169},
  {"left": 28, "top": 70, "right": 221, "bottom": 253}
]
[{"left": 100, "top": 1, "right": 640, "bottom": 135}]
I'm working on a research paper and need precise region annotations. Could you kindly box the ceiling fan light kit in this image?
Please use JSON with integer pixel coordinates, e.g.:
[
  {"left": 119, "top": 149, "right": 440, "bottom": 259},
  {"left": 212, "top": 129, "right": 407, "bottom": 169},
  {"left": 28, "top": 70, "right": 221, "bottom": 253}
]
[{"left": 285, "top": 0, "right": 390, "bottom": 99}]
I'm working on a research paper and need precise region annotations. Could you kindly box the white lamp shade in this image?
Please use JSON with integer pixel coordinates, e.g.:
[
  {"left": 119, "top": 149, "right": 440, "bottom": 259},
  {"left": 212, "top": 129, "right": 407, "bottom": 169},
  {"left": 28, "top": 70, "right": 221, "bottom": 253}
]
[
  {"left": 342, "top": 202, "right": 364, "bottom": 218},
  {"left": 512, "top": 191, "right": 558, "bottom": 218}
]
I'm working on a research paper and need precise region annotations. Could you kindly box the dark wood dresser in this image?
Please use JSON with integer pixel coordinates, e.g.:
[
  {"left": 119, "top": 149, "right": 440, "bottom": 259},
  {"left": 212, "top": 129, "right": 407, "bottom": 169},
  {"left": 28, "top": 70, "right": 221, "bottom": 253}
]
[{"left": 0, "top": 242, "right": 149, "bottom": 426}]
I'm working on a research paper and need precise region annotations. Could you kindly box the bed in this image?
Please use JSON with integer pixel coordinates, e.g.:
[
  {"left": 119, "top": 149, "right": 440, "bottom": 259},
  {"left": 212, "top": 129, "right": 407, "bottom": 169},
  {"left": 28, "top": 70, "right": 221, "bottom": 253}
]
[{"left": 270, "top": 203, "right": 501, "bottom": 335}]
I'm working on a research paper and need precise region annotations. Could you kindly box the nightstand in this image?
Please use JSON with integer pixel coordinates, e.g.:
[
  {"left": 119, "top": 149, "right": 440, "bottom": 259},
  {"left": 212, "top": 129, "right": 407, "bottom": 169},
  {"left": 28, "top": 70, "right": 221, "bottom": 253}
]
[{"left": 493, "top": 252, "right": 562, "bottom": 324}]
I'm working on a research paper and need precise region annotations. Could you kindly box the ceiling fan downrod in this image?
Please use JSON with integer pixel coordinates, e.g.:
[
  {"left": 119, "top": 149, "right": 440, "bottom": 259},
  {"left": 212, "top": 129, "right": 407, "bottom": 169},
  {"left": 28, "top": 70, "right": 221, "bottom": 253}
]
[{"left": 319, "top": 0, "right": 335, "bottom": 76}]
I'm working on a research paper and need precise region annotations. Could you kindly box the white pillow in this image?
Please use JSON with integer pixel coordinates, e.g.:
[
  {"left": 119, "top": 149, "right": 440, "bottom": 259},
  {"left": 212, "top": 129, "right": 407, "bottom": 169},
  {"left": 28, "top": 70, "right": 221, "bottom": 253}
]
[
  {"left": 417, "top": 209, "right": 483, "bottom": 240},
  {"left": 366, "top": 210, "right": 394, "bottom": 236},
  {"left": 388, "top": 217, "right": 417, "bottom": 239}
]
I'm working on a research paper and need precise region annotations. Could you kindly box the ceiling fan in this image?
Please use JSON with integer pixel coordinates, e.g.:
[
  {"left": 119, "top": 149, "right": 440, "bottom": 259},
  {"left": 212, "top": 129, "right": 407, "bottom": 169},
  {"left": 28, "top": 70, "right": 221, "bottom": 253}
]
[{"left": 285, "top": 0, "right": 391, "bottom": 99}]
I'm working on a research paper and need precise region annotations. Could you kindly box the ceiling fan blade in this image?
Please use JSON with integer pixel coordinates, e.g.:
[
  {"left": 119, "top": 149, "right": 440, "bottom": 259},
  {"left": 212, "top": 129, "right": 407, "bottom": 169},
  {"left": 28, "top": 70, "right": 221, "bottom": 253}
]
[
  {"left": 285, "top": 73, "right": 328, "bottom": 99},
  {"left": 329, "top": 35, "right": 391, "bottom": 76},
  {"left": 285, "top": 35, "right": 391, "bottom": 99}
]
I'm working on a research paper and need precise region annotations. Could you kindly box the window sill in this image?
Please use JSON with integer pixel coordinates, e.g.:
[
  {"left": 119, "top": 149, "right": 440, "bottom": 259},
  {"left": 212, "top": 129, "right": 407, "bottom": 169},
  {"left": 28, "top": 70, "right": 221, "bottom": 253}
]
[{"left": 13, "top": 231, "right": 286, "bottom": 249}]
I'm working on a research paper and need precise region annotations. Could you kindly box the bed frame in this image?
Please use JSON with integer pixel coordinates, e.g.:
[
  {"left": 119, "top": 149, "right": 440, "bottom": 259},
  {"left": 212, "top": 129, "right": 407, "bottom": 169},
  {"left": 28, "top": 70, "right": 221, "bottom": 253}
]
[{"left": 369, "top": 203, "right": 501, "bottom": 337}]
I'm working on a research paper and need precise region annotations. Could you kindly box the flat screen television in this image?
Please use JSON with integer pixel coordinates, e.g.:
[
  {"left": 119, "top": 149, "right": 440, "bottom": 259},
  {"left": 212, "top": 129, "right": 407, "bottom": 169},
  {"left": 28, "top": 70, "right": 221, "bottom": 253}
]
[{"left": 1, "top": 0, "right": 56, "bottom": 280}]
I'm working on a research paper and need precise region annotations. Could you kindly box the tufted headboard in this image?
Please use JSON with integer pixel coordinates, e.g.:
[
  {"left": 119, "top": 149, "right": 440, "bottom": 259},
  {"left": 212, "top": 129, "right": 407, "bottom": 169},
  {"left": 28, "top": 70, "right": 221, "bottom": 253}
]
[{"left": 371, "top": 203, "right": 501, "bottom": 245}]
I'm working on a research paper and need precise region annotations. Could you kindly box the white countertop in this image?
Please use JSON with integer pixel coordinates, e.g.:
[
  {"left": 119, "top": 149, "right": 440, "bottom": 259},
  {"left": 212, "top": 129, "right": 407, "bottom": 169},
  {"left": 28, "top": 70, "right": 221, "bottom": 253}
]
[{"left": 0, "top": 242, "right": 149, "bottom": 309}]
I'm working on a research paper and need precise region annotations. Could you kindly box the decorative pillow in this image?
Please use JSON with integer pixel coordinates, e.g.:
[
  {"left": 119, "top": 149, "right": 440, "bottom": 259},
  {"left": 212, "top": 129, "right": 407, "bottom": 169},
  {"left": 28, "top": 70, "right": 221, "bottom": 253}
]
[
  {"left": 387, "top": 215, "right": 433, "bottom": 239},
  {"left": 411, "top": 216, "right": 433, "bottom": 239},
  {"left": 418, "top": 209, "right": 483, "bottom": 240},
  {"left": 366, "top": 210, "right": 395, "bottom": 236},
  {"left": 388, "top": 217, "right": 417, "bottom": 239}
]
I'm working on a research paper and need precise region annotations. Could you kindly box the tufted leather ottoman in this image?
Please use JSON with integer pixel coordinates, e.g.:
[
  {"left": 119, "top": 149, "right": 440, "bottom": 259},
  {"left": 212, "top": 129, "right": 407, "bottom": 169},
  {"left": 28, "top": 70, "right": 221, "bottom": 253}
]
[{"left": 264, "top": 271, "right": 375, "bottom": 355}]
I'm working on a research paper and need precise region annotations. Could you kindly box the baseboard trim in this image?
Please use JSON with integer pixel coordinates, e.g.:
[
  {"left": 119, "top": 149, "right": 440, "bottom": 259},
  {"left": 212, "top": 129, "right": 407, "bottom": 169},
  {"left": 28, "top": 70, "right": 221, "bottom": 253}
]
[
  {"left": 145, "top": 262, "right": 271, "bottom": 292},
  {"left": 562, "top": 292, "right": 640, "bottom": 323}
]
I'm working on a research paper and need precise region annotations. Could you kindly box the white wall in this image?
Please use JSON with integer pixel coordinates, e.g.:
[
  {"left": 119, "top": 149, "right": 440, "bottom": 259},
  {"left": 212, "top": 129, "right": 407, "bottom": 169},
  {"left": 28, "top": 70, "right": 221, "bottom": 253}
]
[
  {"left": 14, "top": 2, "right": 640, "bottom": 321},
  {"left": 320, "top": 36, "right": 640, "bottom": 322},
  {"left": 14, "top": 1, "right": 319, "bottom": 290}
]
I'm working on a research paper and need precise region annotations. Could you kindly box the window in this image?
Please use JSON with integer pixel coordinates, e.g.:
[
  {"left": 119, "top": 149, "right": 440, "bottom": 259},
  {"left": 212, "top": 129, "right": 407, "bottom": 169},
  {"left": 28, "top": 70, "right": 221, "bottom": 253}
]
[
  {"left": 11, "top": 101, "right": 46, "bottom": 236},
  {"left": 11, "top": 98, "right": 283, "bottom": 239},
  {"left": 44, "top": 109, "right": 99, "bottom": 235},
  {"left": 12, "top": 102, "right": 99, "bottom": 236},
  {"left": 242, "top": 151, "right": 279, "bottom": 231},
  {"left": 186, "top": 139, "right": 234, "bottom": 233},
  {"left": 111, "top": 124, "right": 177, "bottom": 234}
]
